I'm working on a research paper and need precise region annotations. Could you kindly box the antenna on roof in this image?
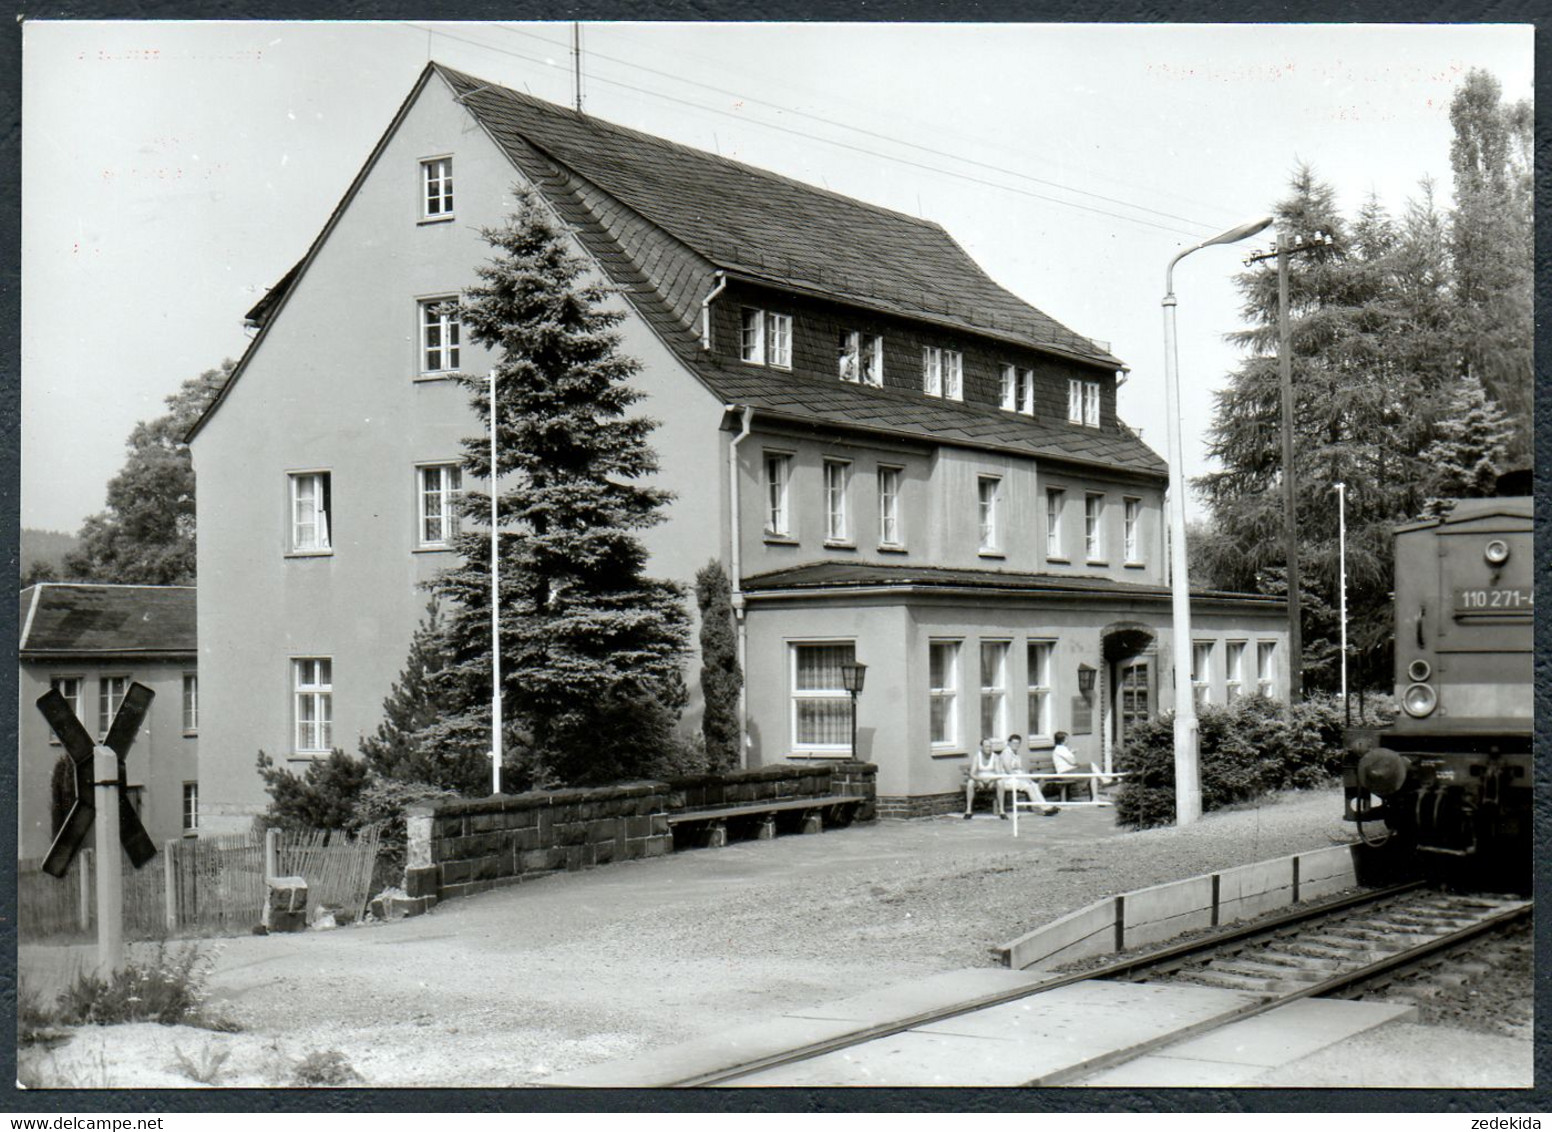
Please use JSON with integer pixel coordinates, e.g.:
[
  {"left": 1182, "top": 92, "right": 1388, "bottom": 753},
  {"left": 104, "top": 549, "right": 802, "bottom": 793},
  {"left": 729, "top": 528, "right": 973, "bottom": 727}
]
[
  {"left": 572, "top": 22, "right": 584, "bottom": 113},
  {"left": 453, "top": 84, "right": 492, "bottom": 105}
]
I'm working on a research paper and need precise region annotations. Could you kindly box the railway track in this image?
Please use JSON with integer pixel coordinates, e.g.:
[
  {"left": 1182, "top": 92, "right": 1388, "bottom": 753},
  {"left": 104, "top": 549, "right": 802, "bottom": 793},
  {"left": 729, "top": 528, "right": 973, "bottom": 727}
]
[{"left": 672, "top": 883, "right": 1531, "bottom": 1087}]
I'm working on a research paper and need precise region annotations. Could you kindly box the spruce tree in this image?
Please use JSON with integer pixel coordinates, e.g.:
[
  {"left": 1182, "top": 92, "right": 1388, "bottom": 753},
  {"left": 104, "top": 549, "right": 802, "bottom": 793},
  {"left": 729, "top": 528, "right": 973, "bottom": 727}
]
[
  {"left": 1418, "top": 374, "right": 1514, "bottom": 518},
  {"left": 1195, "top": 167, "right": 1458, "bottom": 696},
  {"left": 430, "top": 189, "right": 690, "bottom": 789},
  {"left": 694, "top": 562, "right": 743, "bottom": 772},
  {"left": 358, "top": 600, "right": 490, "bottom": 794}
]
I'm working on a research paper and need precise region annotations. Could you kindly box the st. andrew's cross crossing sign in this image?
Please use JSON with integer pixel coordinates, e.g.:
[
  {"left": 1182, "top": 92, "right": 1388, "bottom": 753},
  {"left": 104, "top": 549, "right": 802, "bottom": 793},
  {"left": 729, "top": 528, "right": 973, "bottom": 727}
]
[{"left": 38, "top": 681, "right": 157, "bottom": 878}]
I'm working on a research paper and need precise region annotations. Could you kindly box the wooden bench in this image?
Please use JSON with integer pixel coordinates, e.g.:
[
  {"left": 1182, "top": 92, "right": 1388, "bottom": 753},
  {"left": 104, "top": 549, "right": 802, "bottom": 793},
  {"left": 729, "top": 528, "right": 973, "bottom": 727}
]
[
  {"left": 665, "top": 794, "right": 864, "bottom": 848},
  {"left": 1003, "top": 759, "right": 1128, "bottom": 837}
]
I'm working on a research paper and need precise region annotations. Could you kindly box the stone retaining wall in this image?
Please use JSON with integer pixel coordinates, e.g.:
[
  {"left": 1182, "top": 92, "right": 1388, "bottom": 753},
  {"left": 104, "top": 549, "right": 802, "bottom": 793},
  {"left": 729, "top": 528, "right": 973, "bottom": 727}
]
[{"left": 403, "top": 762, "right": 877, "bottom": 912}]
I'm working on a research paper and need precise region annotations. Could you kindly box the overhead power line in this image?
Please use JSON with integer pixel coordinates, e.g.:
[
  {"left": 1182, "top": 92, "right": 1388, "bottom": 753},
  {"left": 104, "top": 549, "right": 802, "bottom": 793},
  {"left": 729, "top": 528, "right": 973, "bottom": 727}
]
[
  {"left": 496, "top": 23, "right": 1232, "bottom": 234},
  {"left": 405, "top": 23, "right": 1223, "bottom": 241}
]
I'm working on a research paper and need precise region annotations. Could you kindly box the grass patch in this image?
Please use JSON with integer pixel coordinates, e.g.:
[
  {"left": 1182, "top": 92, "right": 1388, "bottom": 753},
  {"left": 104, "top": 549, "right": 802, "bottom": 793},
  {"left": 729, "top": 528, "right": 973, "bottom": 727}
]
[
  {"left": 24, "top": 940, "right": 239, "bottom": 1034},
  {"left": 291, "top": 1048, "right": 363, "bottom": 1086}
]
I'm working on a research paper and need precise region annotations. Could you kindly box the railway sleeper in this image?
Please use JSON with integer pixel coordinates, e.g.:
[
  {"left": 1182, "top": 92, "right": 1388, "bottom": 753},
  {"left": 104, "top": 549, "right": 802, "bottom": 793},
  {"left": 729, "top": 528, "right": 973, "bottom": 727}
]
[
  {"left": 1212, "top": 960, "right": 1325, "bottom": 982},
  {"left": 1266, "top": 944, "right": 1373, "bottom": 967},
  {"left": 1172, "top": 971, "right": 1276, "bottom": 993},
  {"left": 1299, "top": 933, "right": 1396, "bottom": 953}
]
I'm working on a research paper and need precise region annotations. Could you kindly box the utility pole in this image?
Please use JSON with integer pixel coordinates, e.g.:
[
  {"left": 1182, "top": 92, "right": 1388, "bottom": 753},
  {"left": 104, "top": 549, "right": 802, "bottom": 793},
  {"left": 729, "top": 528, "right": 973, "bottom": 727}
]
[
  {"left": 1244, "top": 229, "right": 1332, "bottom": 707},
  {"left": 572, "top": 22, "right": 584, "bottom": 113}
]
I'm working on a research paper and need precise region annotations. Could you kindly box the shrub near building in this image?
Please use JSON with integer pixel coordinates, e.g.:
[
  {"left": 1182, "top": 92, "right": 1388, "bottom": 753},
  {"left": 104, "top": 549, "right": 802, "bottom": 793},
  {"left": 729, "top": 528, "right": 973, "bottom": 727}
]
[{"left": 1114, "top": 694, "right": 1389, "bottom": 829}]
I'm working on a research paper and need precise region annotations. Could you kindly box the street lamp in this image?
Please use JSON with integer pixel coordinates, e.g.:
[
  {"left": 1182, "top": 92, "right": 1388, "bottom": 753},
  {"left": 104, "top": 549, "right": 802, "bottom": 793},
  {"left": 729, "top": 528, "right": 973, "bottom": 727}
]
[
  {"left": 489, "top": 368, "right": 502, "bottom": 797},
  {"left": 839, "top": 660, "right": 867, "bottom": 763},
  {"left": 1162, "top": 215, "right": 1273, "bottom": 827}
]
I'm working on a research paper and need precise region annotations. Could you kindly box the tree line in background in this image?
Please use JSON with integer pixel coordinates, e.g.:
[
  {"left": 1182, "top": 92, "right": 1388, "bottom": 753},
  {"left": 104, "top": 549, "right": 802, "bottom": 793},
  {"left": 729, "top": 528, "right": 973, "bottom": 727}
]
[{"left": 1193, "top": 68, "right": 1530, "bottom": 700}]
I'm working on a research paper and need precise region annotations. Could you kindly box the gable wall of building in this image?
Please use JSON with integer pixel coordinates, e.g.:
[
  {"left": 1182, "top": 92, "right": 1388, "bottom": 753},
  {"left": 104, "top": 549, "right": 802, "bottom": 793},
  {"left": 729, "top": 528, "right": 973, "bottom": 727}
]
[{"left": 192, "top": 82, "right": 727, "bottom": 828}]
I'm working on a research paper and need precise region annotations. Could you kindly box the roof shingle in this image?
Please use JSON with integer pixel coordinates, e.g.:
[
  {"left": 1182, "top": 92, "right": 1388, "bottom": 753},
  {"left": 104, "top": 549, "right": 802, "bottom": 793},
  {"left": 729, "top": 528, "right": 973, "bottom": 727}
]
[{"left": 19, "top": 585, "right": 197, "bottom": 657}]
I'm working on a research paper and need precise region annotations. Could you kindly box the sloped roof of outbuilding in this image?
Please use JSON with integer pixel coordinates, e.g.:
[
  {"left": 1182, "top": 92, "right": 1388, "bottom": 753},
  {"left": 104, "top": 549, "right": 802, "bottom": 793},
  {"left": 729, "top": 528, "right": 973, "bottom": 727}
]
[{"left": 19, "top": 584, "right": 197, "bottom": 658}]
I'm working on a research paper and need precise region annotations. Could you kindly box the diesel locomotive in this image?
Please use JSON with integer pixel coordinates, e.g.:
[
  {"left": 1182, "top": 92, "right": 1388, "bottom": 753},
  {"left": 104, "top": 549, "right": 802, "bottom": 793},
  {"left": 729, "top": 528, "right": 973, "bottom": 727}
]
[{"left": 1342, "top": 489, "right": 1533, "bottom": 884}]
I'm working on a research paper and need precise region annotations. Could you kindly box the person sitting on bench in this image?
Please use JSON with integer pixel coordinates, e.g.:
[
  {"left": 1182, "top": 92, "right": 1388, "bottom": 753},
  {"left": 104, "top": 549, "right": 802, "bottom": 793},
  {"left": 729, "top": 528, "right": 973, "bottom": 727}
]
[
  {"left": 964, "top": 737, "right": 1004, "bottom": 818},
  {"left": 999, "top": 733, "right": 1058, "bottom": 817},
  {"left": 1049, "top": 731, "right": 1109, "bottom": 801}
]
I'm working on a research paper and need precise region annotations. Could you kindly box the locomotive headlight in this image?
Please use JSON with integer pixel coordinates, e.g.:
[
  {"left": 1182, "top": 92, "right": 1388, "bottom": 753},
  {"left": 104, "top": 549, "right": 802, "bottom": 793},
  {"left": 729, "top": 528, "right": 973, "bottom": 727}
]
[
  {"left": 1485, "top": 538, "right": 1511, "bottom": 565},
  {"left": 1402, "top": 682, "right": 1438, "bottom": 718},
  {"left": 1407, "top": 659, "right": 1432, "bottom": 682}
]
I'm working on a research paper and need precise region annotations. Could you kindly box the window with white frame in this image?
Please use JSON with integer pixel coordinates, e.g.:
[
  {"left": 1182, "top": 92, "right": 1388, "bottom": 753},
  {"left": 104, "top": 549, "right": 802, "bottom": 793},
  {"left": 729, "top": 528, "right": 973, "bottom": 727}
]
[
  {"left": 417, "top": 464, "right": 462, "bottom": 548},
  {"left": 877, "top": 465, "right": 903, "bottom": 547},
  {"left": 1192, "top": 641, "right": 1213, "bottom": 707},
  {"left": 922, "top": 347, "right": 963, "bottom": 400},
  {"left": 928, "top": 640, "right": 961, "bottom": 748},
  {"left": 740, "top": 308, "right": 792, "bottom": 368},
  {"left": 1046, "top": 488, "right": 1065, "bottom": 560},
  {"left": 791, "top": 642, "right": 854, "bottom": 751},
  {"left": 838, "top": 330, "right": 883, "bottom": 386},
  {"left": 1124, "top": 497, "right": 1142, "bottom": 563},
  {"left": 182, "top": 673, "right": 198, "bottom": 735},
  {"left": 922, "top": 346, "right": 943, "bottom": 397},
  {"left": 290, "top": 472, "right": 332, "bottom": 553},
  {"left": 98, "top": 675, "right": 127, "bottom": 737},
  {"left": 293, "top": 658, "right": 333, "bottom": 753},
  {"left": 1226, "top": 641, "right": 1246, "bottom": 703},
  {"left": 48, "top": 676, "right": 82, "bottom": 744},
  {"left": 421, "top": 156, "right": 453, "bottom": 218},
  {"left": 979, "top": 641, "right": 1010, "bottom": 743},
  {"left": 419, "top": 298, "right": 461, "bottom": 374},
  {"left": 824, "top": 459, "right": 851, "bottom": 543},
  {"left": 764, "top": 452, "right": 792, "bottom": 537},
  {"left": 1083, "top": 381, "right": 1101, "bottom": 427},
  {"left": 1027, "top": 641, "right": 1054, "bottom": 738},
  {"left": 1068, "top": 379, "right": 1083, "bottom": 423},
  {"left": 1257, "top": 641, "right": 1277, "bottom": 697},
  {"left": 1084, "top": 492, "right": 1105, "bottom": 560},
  {"left": 944, "top": 350, "right": 963, "bottom": 400},
  {"left": 182, "top": 782, "right": 198, "bottom": 833},
  {"left": 1000, "top": 365, "right": 1034, "bottom": 415},
  {"left": 977, "top": 476, "right": 1002, "bottom": 552}
]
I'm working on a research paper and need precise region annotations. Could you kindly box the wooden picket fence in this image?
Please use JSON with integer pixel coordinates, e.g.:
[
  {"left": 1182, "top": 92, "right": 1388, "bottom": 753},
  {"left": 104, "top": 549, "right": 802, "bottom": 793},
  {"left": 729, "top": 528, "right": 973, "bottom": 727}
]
[{"left": 18, "top": 826, "right": 381, "bottom": 942}]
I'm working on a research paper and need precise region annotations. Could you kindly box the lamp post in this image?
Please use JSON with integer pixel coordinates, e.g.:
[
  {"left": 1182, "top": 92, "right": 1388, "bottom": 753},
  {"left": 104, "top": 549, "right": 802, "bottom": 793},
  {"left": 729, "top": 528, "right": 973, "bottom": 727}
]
[
  {"left": 839, "top": 660, "right": 867, "bottom": 763},
  {"left": 1162, "top": 215, "right": 1273, "bottom": 827},
  {"left": 1336, "top": 481, "right": 1349, "bottom": 726},
  {"left": 489, "top": 368, "right": 502, "bottom": 797}
]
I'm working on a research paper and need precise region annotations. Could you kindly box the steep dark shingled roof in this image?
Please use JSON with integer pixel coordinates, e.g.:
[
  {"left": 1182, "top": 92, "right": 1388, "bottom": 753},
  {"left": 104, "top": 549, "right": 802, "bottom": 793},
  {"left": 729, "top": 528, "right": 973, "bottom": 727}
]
[
  {"left": 438, "top": 64, "right": 1122, "bottom": 369},
  {"left": 438, "top": 66, "right": 1165, "bottom": 477},
  {"left": 742, "top": 562, "right": 1285, "bottom": 607},
  {"left": 19, "top": 585, "right": 197, "bottom": 657}
]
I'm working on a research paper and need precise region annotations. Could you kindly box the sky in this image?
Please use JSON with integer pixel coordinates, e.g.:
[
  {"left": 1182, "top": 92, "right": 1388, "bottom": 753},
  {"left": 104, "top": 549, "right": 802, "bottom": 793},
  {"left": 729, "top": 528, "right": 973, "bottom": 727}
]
[{"left": 19, "top": 20, "right": 1534, "bottom": 534}]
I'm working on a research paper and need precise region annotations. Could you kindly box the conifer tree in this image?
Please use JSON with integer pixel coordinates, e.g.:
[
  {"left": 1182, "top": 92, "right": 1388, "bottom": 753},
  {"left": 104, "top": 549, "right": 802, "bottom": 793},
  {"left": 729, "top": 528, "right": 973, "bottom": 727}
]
[
  {"left": 694, "top": 562, "right": 742, "bottom": 772},
  {"left": 429, "top": 189, "right": 690, "bottom": 789},
  {"left": 357, "top": 600, "right": 489, "bottom": 794},
  {"left": 1418, "top": 374, "right": 1514, "bottom": 518}
]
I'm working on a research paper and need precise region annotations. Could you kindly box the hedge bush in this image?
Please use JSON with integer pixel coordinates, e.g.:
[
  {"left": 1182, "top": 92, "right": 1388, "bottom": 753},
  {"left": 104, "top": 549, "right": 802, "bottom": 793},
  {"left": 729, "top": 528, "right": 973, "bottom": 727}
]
[{"left": 1114, "top": 693, "right": 1392, "bottom": 829}]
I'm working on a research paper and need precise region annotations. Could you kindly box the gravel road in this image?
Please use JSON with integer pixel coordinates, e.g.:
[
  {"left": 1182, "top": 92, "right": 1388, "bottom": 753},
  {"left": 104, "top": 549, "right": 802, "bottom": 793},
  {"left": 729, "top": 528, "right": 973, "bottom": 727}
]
[{"left": 21, "top": 786, "right": 1462, "bottom": 1089}]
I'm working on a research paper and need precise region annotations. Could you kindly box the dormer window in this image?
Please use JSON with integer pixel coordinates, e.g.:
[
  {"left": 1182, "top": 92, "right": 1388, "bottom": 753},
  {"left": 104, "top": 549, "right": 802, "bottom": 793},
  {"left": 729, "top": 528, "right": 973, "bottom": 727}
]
[
  {"left": 1000, "top": 365, "right": 1034, "bottom": 415},
  {"left": 1068, "top": 378, "right": 1100, "bottom": 427},
  {"left": 838, "top": 331, "right": 883, "bottom": 387},
  {"left": 923, "top": 347, "right": 963, "bottom": 401},
  {"left": 421, "top": 157, "right": 453, "bottom": 219},
  {"left": 740, "top": 308, "right": 792, "bottom": 369}
]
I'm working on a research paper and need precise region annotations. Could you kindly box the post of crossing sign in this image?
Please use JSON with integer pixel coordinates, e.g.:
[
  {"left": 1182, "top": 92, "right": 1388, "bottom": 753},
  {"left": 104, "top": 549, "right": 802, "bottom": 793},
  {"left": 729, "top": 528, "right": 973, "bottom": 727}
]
[{"left": 37, "top": 681, "right": 157, "bottom": 972}]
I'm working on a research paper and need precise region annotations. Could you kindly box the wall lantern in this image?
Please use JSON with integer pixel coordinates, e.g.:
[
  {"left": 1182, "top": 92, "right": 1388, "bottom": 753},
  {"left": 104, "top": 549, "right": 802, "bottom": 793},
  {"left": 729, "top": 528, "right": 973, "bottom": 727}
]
[
  {"left": 1077, "top": 664, "right": 1097, "bottom": 697},
  {"left": 840, "top": 661, "right": 868, "bottom": 694}
]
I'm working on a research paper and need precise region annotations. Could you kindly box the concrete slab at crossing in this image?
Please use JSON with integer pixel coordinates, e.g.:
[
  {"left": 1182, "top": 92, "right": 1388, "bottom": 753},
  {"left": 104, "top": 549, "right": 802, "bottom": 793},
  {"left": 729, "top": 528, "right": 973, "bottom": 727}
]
[
  {"left": 725, "top": 981, "right": 1259, "bottom": 1087},
  {"left": 1077, "top": 997, "right": 1418, "bottom": 1087}
]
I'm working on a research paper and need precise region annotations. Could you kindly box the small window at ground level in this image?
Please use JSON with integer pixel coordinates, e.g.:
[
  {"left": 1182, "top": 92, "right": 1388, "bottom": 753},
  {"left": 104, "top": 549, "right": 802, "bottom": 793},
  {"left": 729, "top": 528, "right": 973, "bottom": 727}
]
[
  {"left": 929, "top": 640, "right": 961, "bottom": 748},
  {"left": 293, "top": 657, "right": 334, "bottom": 753},
  {"left": 791, "top": 642, "right": 854, "bottom": 750}
]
